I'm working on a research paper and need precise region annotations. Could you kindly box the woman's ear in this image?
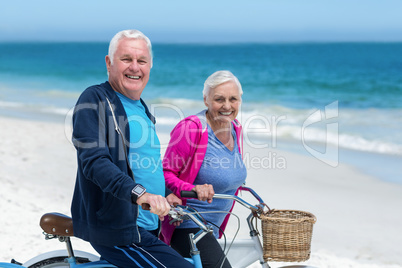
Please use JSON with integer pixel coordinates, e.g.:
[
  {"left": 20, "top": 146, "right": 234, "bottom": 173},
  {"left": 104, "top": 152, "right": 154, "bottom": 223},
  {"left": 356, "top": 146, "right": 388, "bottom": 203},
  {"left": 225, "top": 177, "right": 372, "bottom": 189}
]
[{"left": 204, "top": 96, "right": 208, "bottom": 107}]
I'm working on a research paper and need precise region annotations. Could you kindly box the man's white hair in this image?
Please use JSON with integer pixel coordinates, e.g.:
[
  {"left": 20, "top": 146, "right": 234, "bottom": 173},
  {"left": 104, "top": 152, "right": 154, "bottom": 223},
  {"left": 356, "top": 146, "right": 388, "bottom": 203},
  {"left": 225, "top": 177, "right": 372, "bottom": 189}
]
[{"left": 108, "top": 29, "right": 153, "bottom": 68}]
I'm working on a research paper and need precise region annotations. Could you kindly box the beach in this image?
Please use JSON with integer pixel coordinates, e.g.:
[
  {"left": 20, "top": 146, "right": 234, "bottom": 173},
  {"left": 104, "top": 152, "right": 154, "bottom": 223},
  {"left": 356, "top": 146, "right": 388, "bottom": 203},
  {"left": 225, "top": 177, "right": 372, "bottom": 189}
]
[
  {"left": 1, "top": 42, "right": 402, "bottom": 268},
  {"left": 1, "top": 115, "right": 401, "bottom": 268}
]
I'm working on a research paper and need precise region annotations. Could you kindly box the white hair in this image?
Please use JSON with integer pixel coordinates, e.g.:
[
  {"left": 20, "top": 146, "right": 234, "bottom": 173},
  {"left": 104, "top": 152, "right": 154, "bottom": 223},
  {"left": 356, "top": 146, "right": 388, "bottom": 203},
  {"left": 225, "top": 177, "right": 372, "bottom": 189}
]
[
  {"left": 108, "top": 29, "right": 153, "bottom": 68},
  {"left": 203, "top": 70, "right": 243, "bottom": 99}
]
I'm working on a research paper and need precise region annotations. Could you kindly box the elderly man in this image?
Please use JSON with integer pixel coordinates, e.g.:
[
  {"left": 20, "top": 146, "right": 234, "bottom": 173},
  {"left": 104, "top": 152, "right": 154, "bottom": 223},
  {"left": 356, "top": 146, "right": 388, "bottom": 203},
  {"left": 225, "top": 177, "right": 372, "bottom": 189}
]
[{"left": 71, "top": 29, "right": 192, "bottom": 267}]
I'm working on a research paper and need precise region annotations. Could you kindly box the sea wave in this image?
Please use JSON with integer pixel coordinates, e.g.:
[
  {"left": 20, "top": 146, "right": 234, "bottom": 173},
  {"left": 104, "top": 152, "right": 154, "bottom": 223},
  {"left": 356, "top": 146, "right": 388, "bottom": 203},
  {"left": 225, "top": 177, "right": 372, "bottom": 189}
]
[
  {"left": 2, "top": 98, "right": 401, "bottom": 156},
  {"left": 0, "top": 100, "right": 24, "bottom": 108},
  {"left": 240, "top": 107, "right": 402, "bottom": 156},
  {"left": 155, "top": 103, "right": 402, "bottom": 156},
  {"left": 36, "top": 89, "right": 81, "bottom": 99},
  {"left": 0, "top": 100, "right": 72, "bottom": 120}
]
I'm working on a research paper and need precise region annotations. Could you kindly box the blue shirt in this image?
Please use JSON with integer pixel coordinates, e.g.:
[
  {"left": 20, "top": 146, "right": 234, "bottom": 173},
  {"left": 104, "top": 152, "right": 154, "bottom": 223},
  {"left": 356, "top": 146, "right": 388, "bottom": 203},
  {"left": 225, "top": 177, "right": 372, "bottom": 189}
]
[
  {"left": 117, "top": 92, "right": 165, "bottom": 230},
  {"left": 177, "top": 124, "right": 247, "bottom": 237}
]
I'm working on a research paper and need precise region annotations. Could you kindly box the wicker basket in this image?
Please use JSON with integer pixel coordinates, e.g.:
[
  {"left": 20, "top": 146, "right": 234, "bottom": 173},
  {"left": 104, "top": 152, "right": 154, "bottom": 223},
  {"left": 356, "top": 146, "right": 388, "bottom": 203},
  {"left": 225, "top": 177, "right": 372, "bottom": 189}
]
[{"left": 260, "top": 209, "right": 317, "bottom": 262}]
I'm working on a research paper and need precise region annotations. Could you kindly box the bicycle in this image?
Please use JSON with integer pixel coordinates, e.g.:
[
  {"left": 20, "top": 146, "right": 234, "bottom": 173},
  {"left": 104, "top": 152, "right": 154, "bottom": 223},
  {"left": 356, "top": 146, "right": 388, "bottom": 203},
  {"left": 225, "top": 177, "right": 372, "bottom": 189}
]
[
  {"left": 178, "top": 186, "right": 316, "bottom": 268},
  {"left": 0, "top": 186, "right": 316, "bottom": 268}
]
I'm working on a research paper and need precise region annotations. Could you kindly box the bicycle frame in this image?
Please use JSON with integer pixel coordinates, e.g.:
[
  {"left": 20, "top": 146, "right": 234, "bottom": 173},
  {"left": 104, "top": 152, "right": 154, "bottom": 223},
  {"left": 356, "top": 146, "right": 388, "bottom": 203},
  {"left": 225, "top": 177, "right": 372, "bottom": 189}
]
[
  {"left": 169, "top": 204, "right": 214, "bottom": 268},
  {"left": 179, "top": 185, "right": 270, "bottom": 268},
  {"left": 217, "top": 187, "right": 269, "bottom": 268}
]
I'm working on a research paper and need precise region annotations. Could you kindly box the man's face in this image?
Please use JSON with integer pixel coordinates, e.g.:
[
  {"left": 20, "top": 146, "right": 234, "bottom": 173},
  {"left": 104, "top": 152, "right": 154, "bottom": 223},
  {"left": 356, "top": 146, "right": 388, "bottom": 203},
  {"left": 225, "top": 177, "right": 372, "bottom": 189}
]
[{"left": 106, "top": 38, "right": 151, "bottom": 100}]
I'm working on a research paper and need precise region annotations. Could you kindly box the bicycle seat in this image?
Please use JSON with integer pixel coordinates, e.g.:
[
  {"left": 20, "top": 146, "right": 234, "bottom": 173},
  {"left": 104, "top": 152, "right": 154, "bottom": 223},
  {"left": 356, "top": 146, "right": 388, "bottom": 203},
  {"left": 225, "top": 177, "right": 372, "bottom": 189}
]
[{"left": 40, "top": 212, "right": 74, "bottom": 237}]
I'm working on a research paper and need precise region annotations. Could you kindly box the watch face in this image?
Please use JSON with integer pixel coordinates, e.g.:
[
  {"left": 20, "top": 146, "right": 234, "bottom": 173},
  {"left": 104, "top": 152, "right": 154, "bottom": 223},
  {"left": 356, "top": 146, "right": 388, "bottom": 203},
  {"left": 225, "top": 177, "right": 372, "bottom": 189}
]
[{"left": 133, "top": 186, "right": 145, "bottom": 195}]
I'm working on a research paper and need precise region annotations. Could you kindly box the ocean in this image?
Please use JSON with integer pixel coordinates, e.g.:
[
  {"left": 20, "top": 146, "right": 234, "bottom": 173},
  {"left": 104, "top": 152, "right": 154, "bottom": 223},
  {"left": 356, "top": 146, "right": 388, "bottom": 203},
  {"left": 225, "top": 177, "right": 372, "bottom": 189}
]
[{"left": 1, "top": 42, "right": 401, "bottom": 183}]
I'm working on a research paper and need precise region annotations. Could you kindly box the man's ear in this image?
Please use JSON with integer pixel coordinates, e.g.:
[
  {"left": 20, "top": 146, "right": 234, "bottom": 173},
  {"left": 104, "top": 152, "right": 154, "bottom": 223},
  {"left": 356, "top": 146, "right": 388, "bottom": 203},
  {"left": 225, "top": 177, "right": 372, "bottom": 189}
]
[{"left": 105, "top": 55, "right": 111, "bottom": 71}]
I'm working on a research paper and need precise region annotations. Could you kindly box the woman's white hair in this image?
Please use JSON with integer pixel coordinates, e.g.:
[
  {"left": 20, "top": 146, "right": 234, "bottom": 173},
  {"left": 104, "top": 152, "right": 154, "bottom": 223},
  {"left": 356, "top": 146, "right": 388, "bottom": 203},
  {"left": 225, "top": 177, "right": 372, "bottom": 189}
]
[
  {"left": 203, "top": 70, "right": 243, "bottom": 99},
  {"left": 108, "top": 29, "right": 153, "bottom": 68}
]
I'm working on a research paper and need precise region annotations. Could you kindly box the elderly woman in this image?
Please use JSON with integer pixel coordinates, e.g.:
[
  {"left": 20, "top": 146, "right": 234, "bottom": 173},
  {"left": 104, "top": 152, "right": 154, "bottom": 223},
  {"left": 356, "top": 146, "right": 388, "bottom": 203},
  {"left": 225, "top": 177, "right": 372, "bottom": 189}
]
[{"left": 160, "top": 70, "right": 247, "bottom": 268}]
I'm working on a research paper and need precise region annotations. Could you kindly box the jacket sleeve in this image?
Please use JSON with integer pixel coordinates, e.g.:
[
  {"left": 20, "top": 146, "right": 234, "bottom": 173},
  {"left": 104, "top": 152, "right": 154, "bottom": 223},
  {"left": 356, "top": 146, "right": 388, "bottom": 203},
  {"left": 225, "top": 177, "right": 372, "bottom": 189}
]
[
  {"left": 163, "top": 119, "right": 203, "bottom": 197},
  {"left": 72, "top": 88, "right": 135, "bottom": 203}
]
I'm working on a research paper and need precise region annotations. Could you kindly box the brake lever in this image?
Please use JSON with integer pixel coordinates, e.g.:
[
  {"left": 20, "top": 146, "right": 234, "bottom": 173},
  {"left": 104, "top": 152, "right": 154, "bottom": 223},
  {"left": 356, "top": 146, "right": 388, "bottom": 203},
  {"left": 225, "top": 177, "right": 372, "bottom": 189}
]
[{"left": 168, "top": 205, "right": 187, "bottom": 224}]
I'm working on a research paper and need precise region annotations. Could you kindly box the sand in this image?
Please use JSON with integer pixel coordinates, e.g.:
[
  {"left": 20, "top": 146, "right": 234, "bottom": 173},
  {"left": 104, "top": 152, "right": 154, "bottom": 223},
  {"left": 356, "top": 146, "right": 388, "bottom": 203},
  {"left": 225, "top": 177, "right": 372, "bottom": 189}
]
[{"left": 1, "top": 116, "right": 401, "bottom": 268}]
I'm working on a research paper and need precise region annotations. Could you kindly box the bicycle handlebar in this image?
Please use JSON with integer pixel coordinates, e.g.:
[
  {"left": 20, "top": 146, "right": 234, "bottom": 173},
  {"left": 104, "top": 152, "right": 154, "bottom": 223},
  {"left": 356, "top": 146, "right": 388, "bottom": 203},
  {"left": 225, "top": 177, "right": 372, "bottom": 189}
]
[
  {"left": 181, "top": 186, "right": 267, "bottom": 213},
  {"left": 142, "top": 187, "right": 267, "bottom": 215},
  {"left": 180, "top": 190, "right": 198, "bottom": 198}
]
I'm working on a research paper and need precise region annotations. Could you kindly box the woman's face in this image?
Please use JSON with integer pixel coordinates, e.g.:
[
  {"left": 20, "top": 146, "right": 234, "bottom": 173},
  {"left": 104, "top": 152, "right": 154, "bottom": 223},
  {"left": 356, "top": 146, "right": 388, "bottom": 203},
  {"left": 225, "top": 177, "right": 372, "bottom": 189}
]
[{"left": 204, "top": 81, "right": 241, "bottom": 125}]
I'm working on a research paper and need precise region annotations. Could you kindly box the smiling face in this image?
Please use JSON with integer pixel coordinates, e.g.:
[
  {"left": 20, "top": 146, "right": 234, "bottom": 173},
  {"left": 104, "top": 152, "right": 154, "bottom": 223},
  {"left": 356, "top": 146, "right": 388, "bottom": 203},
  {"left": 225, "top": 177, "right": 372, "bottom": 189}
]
[
  {"left": 105, "top": 38, "right": 151, "bottom": 100},
  {"left": 204, "top": 80, "right": 241, "bottom": 126}
]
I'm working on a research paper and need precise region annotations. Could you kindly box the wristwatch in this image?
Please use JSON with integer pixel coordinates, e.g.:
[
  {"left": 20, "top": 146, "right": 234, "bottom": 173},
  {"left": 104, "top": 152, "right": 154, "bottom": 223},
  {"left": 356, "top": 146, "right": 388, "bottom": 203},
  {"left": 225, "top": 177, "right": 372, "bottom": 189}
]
[{"left": 131, "top": 184, "right": 146, "bottom": 204}]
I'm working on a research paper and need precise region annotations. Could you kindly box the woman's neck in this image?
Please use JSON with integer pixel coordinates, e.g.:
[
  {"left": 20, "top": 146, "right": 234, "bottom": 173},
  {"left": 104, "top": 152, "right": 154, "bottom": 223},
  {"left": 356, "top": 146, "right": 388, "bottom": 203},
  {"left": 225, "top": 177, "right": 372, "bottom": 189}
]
[{"left": 206, "top": 111, "right": 234, "bottom": 150}]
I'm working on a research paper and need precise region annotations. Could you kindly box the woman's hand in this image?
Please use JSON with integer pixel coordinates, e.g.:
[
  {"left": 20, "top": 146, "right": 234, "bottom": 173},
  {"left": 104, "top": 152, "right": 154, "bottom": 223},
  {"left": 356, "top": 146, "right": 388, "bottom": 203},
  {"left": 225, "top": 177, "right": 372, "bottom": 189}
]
[
  {"left": 192, "top": 184, "right": 215, "bottom": 203},
  {"left": 166, "top": 193, "right": 183, "bottom": 226},
  {"left": 166, "top": 193, "right": 182, "bottom": 207}
]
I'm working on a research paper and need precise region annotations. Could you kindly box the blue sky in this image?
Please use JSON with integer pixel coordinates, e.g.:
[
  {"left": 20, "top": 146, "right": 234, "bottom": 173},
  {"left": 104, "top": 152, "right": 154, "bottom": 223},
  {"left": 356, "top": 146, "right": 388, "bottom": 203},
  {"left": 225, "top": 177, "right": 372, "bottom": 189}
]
[{"left": 1, "top": 0, "right": 402, "bottom": 43}]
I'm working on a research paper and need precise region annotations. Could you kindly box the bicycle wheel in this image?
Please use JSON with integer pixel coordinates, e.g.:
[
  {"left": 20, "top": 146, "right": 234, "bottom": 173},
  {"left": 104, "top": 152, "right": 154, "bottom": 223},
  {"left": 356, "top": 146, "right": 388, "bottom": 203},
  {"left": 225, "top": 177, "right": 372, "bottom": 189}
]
[
  {"left": 27, "top": 256, "right": 90, "bottom": 268},
  {"left": 278, "top": 265, "right": 318, "bottom": 268}
]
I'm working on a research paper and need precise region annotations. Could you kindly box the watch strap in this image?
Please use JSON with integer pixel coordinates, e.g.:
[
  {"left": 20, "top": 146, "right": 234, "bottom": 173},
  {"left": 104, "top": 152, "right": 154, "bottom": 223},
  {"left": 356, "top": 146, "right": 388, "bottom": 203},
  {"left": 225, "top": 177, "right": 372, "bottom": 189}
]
[{"left": 131, "top": 184, "right": 146, "bottom": 204}]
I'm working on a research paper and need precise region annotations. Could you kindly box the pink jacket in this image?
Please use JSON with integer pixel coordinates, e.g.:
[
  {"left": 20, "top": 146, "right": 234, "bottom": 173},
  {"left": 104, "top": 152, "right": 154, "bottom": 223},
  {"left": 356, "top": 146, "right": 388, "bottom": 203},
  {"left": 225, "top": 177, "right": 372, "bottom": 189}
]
[{"left": 160, "top": 110, "right": 244, "bottom": 245}]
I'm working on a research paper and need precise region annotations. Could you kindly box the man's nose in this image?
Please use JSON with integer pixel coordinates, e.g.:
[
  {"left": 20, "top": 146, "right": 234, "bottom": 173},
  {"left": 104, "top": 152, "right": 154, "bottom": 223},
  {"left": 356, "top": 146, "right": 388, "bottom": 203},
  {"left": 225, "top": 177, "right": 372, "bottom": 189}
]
[{"left": 129, "top": 61, "right": 140, "bottom": 71}]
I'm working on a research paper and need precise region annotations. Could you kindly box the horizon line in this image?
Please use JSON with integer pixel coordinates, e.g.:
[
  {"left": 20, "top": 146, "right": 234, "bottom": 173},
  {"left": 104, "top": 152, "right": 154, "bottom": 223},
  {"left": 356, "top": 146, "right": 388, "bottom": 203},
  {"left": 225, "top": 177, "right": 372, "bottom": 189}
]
[{"left": 1, "top": 39, "right": 402, "bottom": 45}]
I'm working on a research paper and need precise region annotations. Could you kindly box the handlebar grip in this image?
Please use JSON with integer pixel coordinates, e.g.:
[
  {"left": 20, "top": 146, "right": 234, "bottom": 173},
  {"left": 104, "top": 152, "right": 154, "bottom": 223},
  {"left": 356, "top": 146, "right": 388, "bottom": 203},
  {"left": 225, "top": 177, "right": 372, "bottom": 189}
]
[
  {"left": 181, "top": 191, "right": 198, "bottom": 198},
  {"left": 141, "top": 203, "right": 151, "bottom": 210}
]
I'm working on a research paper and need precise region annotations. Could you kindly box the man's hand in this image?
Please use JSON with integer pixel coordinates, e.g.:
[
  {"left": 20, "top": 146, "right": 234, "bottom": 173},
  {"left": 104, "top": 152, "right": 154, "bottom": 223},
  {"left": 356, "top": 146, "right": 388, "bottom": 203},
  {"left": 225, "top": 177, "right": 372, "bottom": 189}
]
[
  {"left": 136, "top": 193, "right": 170, "bottom": 221},
  {"left": 192, "top": 184, "right": 215, "bottom": 204}
]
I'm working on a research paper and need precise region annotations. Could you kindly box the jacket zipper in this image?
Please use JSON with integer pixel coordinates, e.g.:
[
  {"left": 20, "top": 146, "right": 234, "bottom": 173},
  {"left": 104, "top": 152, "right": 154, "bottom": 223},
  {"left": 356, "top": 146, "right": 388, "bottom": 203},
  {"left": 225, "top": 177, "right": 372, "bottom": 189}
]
[{"left": 105, "top": 96, "right": 141, "bottom": 243}]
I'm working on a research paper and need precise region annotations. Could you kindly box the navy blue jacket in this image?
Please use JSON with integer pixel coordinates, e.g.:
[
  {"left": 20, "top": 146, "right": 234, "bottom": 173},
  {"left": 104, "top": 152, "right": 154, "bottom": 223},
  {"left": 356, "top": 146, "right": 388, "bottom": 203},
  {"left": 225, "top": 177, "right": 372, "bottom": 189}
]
[{"left": 71, "top": 81, "right": 168, "bottom": 246}]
